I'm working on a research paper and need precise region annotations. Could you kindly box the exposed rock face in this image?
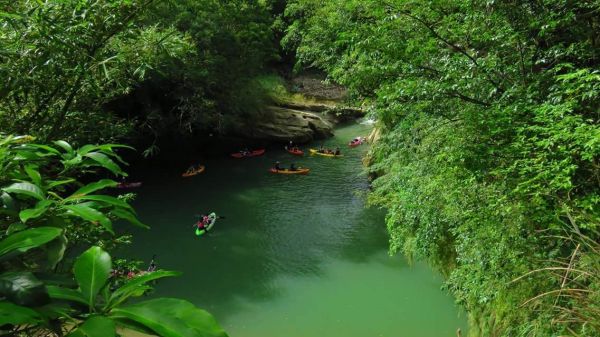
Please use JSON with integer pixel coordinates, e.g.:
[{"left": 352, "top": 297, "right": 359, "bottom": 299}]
[
  {"left": 277, "top": 101, "right": 365, "bottom": 123},
  {"left": 236, "top": 106, "right": 333, "bottom": 143}
]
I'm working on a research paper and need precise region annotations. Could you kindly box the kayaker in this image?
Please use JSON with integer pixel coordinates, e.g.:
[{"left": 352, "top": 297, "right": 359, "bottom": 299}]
[
  {"left": 289, "top": 140, "right": 294, "bottom": 149},
  {"left": 290, "top": 163, "right": 297, "bottom": 171},
  {"left": 147, "top": 255, "right": 157, "bottom": 272},
  {"left": 334, "top": 147, "right": 341, "bottom": 155},
  {"left": 318, "top": 144, "right": 325, "bottom": 153},
  {"left": 274, "top": 161, "right": 282, "bottom": 171},
  {"left": 194, "top": 215, "right": 208, "bottom": 231}
]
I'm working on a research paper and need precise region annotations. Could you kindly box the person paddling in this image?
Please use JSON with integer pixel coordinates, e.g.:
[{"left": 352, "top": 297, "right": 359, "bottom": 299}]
[{"left": 147, "top": 255, "right": 157, "bottom": 272}]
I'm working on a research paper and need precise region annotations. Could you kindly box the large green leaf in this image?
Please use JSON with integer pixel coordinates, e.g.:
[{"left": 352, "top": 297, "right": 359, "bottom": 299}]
[
  {"left": 74, "top": 246, "right": 111, "bottom": 309},
  {"left": 19, "top": 199, "right": 53, "bottom": 223},
  {"left": 0, "top": 272, "right": 49, "bottom": 306},
  {"left": 63, "top": 204, "right": 113, "bottom": 233},
  {"left": 107, "top": 270, "right": 180, "bottom": 309},
  {"left": 111, "top": 298, "right": 228, "bottom": 337},
  {"left": 0, "top": 226, "right": 62, "bottom": 257},
  {"left": 110, "top": 208, "right": 148, "bottom": 229},
  {"left": 2, "top": 181, "right": 44, "bottom": 200},
  {"left": 0, "top": 301, "right": 41, "bottom": 326},
  {"left": 46, "top": 286, "right": 88, "bottom": 306},
  {"left": 84, "top": 152, "right": 125, "bottom": 176},
  {"left": 68, "top": 315, "right": 116, "bottom": 337},
  {"left": 67, "top": 179, "right": 118, "bottom": 199}
]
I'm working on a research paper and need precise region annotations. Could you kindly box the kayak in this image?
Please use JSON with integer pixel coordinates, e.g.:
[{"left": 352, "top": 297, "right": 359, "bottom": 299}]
[
  {"left": 195, "top": 212, "right": 217, "bottom": 236},
  {"left": 349, "top": 137, "right": 365, "bottom": 147},
  {"left": 309, "top": 149, "right": 343, "bottom": 158},
  {"left": 182, "top": 165, "right": 205, "bottom": 177},
  {"left": 269, "top": 168, "right": 310, "bottom": 175},
  {"left": 285, "top": 147, "right": 304, "bottom": 156},
  {"left": 117, "top": 182, "right": 142, "bottom": 188},
  {"left": 231, "top": 149, "right": 266, "bottom": 158}
]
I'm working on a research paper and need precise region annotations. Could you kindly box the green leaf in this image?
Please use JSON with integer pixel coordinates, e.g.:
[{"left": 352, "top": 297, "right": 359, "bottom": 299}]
[
  {"left": 47, "top": 178, "right": 76, "bottom": 190},
  {"left": 0, "top": 272, "right": 49, "bottom": 306},
  {"left": 110, "top": 298, "right": 228, "bottom": 337},
  {"left": 0, "top": 227, "right": 62, "bottom": 258},
  {"left": 2, "top": 181, "right": 44, "bottom": 200},
  {"left": 108, "top": 270, "right": 181, "bottom": 309},
  {"left": 37, "top": 302, "right": 76, "bottom": 320},
  {"left": 25, "top": 144, "right": 61, "bottom": 155},
  {"left": 84, "top": 152, "right": 125, "bottom": 176},
  {"left": 54, "top": 140, "right": 74, "bottom": 154},
  {"left": 46, "top": 285, "right": 88, "bottom": 306},
  {"left": 74, "top": 246, "right": 111, "bottom": 309},
  {"left": 68, "top": 315, "right": 116, "bottom": 337},
  {"left": 112, "top": 317, "right": 157, "bottom": 335},
  {"left": 63, "top": 204, "right": 113, "bottom": 233},
  {"left": 110, "top": 208, "right": 148, "bottom": 229},
  {"left": 19, "top": 199, "right": 53, "bottom": 223},
  {"left": 67, "top": 179, "right": 118, "bottom": 199},
  {"left": 24, "top": 165, "right": 42, "bottom": 186},
  {"left": 6, "top": 223, "right": 26, "bottom": 235},
  {"left": 0, "top": 301, "right": 41, "bottom": 326},
  {"left": 46, "top": 234, "right": 68, "bottom": 269},
  {"left": 0, "top": 192, "right": 17, "bottom": 212},
  {"left": 77, "top": 144, "right": 99, "bottom": 156}
]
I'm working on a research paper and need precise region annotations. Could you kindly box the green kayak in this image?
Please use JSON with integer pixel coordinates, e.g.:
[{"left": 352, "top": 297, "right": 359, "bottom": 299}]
[{"left": 195, "top": 212, "right": 217, "bottom": 236}]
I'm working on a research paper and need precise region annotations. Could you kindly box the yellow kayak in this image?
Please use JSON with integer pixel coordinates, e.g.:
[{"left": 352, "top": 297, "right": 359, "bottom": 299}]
[
  {"left": 269, "top": 168, "right": 310, "bottom": 175},
  {"left": 309, "top": 149, "right": 343, "bottom": 158}
]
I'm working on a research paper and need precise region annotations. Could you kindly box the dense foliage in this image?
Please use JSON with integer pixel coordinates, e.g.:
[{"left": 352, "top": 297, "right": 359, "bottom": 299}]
[
  {"left": 0, "top": 136, "right": 227, "bottom": 336},
  {"left": 282, "top": 0, "right": 599, "bottom": 336},
  {"left": 0, "top": 0, "right": 194, "bottom": 143},
  {"left": 0, "top": 0, "right": 281, "bottom": 147}
]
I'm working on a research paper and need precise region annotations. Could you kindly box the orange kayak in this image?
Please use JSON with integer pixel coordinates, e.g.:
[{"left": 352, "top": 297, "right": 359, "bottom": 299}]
[{"left": 182, "top": 165, "right": 205, "bottom": 177}]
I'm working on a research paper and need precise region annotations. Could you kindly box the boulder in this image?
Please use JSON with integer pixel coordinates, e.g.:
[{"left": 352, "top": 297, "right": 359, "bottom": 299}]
[{"left": 235, "top": 106, "right": 333, "bottom": 143}]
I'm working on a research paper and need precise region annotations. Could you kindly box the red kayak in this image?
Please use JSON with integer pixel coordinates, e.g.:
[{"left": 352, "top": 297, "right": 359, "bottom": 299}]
[
  {"left": 231, "top": 149, "right": 266, "bottom": 158},
  {"left": 349, "top": 137, "right": 365, "bottom": 147},
  {"left": 117, "top": 182, "right": 142, "bottom": 188},
  {"left": 285, "top": 146, "right": 304, "bottom": 156}
]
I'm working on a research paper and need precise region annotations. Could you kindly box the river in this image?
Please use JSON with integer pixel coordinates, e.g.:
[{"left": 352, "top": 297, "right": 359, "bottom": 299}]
[{"left": 122, "top": 121, "right": 467, "bottom": 337}]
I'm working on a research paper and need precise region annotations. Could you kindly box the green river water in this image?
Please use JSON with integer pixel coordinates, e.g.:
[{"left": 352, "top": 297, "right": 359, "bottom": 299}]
[{"left": 123, "top": 121, "right": 467, "bottom": 337}]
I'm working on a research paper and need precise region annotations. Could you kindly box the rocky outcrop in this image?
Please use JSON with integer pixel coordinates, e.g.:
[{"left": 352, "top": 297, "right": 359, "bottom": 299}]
[
  {"left": 277, "top": 101, "right": 365, "bottom": 123},
  {"left": 235, "top": 106, "right": 333, "bottom": 143}
]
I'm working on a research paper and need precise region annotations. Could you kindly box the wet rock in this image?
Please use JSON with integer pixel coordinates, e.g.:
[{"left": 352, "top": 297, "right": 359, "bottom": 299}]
[{"left": 235, "top": 106, "right": 333, "bottom": 143}]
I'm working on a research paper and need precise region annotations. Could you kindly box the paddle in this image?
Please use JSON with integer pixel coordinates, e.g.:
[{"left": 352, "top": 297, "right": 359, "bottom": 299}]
[{"left": 193, "top": 214, "right": 226, "bottom": 220}]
